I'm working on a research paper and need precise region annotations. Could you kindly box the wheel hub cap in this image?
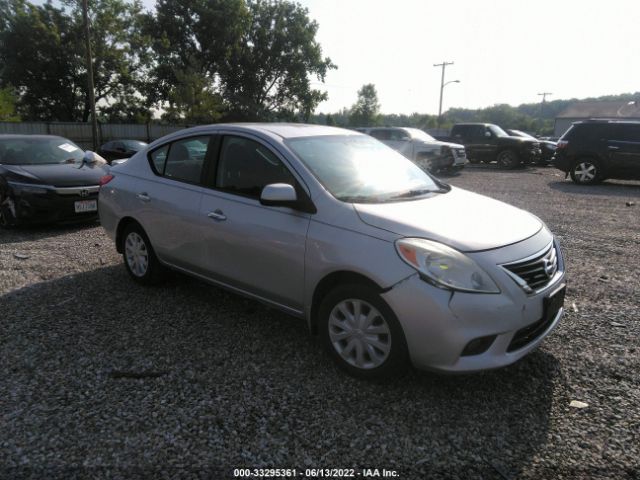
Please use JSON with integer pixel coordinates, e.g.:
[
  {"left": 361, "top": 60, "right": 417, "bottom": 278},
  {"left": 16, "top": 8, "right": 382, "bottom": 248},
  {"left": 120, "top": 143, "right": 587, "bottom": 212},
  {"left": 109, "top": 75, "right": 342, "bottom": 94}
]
[
  {"left": 328, "top": 299, "right": 391, "bottom": 369},
  {"left": 575, "top": 162, "right": 595, "bottom": 181},
  {"left": 125, "top": 232, "right": 149, "bottom": 277}
]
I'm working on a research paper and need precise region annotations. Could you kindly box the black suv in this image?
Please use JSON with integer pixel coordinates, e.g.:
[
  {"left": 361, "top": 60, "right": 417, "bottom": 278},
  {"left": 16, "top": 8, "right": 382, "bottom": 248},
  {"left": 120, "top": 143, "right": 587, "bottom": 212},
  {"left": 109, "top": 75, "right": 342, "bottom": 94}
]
[
  {"left": 553, "top": 120, "right": 640, "bottom": 184},
  {"left": 447, "top": 123, "right": 541, "bottom": 168}
]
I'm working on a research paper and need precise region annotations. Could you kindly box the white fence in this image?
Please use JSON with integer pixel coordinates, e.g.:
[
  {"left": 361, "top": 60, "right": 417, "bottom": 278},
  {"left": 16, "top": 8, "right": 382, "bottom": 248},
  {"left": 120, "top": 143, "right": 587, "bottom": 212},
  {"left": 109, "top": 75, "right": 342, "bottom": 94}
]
[{"left": 0, "top": 122, "right": 188, "bottom": 149}]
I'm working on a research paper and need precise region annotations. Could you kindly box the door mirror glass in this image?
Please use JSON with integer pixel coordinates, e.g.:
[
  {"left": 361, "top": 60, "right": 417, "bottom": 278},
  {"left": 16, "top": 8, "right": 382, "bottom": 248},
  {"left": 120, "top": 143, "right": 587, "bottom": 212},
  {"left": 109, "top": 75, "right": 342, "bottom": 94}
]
[{"left": 260, "top": 183, "right": 297, "bottom": 206}]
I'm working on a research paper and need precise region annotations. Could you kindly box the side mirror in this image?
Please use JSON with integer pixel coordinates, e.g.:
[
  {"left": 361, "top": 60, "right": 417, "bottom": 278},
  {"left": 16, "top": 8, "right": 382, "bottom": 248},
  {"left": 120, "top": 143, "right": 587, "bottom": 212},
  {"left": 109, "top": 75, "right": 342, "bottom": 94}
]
[
  {"left": 484, "top": 131, "right": 492, "bottom": 138},
  {"left": 260, "top": 183, "right": 297, "bottom": 207},
  {"left": 81, "top": 150, "right": 107, "bottom": 167}
]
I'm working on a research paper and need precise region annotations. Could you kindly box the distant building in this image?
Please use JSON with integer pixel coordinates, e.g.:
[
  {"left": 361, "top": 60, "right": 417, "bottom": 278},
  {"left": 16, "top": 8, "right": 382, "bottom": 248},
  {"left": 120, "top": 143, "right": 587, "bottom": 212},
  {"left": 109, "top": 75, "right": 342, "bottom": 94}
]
[{"left": 555, "top": 100, "right": 640, "bottom": 137}]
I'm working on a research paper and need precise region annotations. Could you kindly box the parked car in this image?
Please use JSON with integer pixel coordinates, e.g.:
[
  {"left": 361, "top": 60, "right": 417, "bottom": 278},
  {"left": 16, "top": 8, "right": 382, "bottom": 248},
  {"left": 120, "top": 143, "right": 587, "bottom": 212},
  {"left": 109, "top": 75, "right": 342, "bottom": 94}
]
[
  {"left": 98, "top": 139, "right": 148, "bottom": 163},
  {"left": 357, "top": 127, "right": 467, "bottom": 173},
  {"left": 506, "top": 129, "right": 556, "bottom": 165},
  {"left": 0, "top": 135, "right": 107, "bottom": 227},
  {"left": 443, "top": 123, "right": 542, "bottom": 168},
  {"left": 100, "top": 124, "right": 566, "bottom": 379},
  {"left": 552, "top": 120, "right": 640, "bottom": 184}
]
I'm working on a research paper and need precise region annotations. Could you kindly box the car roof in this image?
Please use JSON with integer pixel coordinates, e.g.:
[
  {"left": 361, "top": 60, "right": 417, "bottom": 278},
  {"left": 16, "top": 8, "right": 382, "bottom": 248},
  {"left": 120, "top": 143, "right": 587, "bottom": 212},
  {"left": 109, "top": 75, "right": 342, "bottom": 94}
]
[
  {"left": 201, "top": 123, "right": 358, "bottom": 139},
  {"left": 575, "top": 119, "right": 640, "bottom": 125}
]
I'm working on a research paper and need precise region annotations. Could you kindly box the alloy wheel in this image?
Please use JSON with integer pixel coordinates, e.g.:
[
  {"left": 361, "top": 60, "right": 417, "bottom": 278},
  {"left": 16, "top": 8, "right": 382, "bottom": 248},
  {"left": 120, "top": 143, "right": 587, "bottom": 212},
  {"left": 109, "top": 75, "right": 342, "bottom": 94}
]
[
  {"left": 573, "top": 161, "right": 597, "bottom": 183},
  {"left": 125, "top": 232, "right": 149, "bottom": 277},
  {"left": 328, "top": 299, "right": 391, "bottom": 369}
]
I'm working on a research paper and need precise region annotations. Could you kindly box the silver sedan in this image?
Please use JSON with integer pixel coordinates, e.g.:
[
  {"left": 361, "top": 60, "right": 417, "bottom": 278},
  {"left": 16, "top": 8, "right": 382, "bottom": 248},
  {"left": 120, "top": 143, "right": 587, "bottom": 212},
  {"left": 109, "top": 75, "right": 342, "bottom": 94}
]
[{"left": 99, "top": 124, "right": 566, "bottom": 379}]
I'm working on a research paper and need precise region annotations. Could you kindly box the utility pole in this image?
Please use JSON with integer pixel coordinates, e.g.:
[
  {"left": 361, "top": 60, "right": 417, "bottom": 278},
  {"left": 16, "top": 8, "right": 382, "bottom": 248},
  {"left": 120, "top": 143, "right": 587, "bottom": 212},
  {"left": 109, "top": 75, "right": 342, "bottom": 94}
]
[
  {"left": 537, "top": 92, "right": 552, "bottom": 117},
  {"left": 82, "top": 0, "right": 98, "bottom": 151},
  {"left": 434, "top": 61, "right": 455, "bottom": 128}
]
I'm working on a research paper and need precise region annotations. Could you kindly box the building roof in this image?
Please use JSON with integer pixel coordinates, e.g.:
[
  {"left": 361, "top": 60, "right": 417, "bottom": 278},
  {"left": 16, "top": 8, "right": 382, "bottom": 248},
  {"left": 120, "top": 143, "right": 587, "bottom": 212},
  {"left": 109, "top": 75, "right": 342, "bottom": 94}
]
[{"left": 557, "top": 101, "right": 640, "bottom": 119}]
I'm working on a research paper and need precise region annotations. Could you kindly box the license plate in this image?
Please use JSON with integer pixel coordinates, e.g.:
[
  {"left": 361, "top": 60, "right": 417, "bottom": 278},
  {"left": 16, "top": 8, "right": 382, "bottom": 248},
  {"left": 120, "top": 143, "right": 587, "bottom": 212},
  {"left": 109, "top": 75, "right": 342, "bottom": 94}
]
[
  {"left": 544, "top": 283, "right": 566, "bottom": 323},
  {"left": 74, "top": 200, "right": 97, "bottom": 213}
]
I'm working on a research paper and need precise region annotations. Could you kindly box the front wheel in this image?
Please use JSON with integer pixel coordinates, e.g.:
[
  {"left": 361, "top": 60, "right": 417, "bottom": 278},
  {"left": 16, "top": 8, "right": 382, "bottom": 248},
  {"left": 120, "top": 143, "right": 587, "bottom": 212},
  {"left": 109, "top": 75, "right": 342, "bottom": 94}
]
[
  {"left": 496, "top": 149, "right": 520, "bottom": 169},
  {"left": 122, "top": 223, "right": 166, "bottom": 284},
  {"left": 570, "top": 158, "right": 601, "bottom": 185},
  {"left": 0, "top": 197, "right": 16, "bottom": 229},
  {"left": 319, "top": 284, "right": 409, "bottom": 379}
]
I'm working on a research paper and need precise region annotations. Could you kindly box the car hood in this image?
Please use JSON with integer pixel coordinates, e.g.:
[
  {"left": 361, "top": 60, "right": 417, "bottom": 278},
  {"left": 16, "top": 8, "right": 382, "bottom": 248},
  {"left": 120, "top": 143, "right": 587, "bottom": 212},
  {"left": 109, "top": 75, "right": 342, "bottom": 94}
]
[
  {"left": 353, "top": 186, "right": 542, "bottom": 252},
  {"left": 2, "top": 163, "right": 106, "bottom": 187}
]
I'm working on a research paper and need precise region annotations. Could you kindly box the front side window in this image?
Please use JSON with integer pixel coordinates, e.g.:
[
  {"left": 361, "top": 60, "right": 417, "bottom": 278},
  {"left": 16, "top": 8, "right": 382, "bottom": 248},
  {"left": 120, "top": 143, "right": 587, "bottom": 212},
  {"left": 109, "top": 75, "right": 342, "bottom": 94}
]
[
  {"left": 215, "top": 136, "right": 296, "bottom": 198},
  {"left": 286, "top": 134, "right": 440, "bottom": 203},
  {"left": 611, "top": 125, "right": 640, "bottom": 142}
]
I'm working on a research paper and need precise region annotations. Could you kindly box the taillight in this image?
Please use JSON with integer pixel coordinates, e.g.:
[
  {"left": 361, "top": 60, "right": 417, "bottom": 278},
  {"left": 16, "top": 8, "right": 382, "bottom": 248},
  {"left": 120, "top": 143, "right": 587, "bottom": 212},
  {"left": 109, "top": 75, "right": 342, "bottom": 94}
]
[
  {"left": 99, "top": 174, "right": 114, "bottom": 186},
  {"left": 556, "top": 140, "right": 568, "bottom": 149}
]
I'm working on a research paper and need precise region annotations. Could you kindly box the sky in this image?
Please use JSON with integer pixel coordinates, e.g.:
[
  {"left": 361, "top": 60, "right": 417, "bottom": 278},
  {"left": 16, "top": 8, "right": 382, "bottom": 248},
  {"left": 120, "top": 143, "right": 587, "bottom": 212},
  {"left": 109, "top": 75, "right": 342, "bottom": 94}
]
[
  {"left": 293, "top": 0, "right": 640, "bottom": 114},
  {"left": 137, "top": 0, "right": 637, "bottom": 115}
]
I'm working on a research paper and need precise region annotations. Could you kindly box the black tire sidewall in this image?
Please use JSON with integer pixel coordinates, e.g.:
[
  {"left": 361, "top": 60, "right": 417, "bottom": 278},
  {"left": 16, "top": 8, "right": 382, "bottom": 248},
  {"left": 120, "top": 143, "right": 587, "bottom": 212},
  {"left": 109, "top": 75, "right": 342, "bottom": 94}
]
[
  {"left": 318, "top": 284, "right": 409, "bottom": 379},
  {"left": 122, "top": 223, "right": 164, "bottom": 284}
]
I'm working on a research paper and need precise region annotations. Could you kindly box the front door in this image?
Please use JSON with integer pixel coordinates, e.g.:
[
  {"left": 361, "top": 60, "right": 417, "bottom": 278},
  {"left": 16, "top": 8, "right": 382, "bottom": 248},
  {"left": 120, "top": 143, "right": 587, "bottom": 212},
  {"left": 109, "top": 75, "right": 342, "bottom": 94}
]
[
  {"left": 199, "top": 134, "right": 310, "bottom": 311},
  {"left": 607, "top": 124, "right": 640, "bottom": 179}
]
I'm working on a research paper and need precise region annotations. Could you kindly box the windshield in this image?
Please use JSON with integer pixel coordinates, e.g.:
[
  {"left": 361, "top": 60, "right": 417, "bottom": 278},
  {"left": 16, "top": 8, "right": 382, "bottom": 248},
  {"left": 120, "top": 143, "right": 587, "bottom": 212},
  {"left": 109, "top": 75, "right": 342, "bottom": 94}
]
[
  {"left": 0, "top": 138, "right": 84, "bottom": 165},
  {"left": 286, "top": 134, "right": 441, "bottom": 203},
  {"left": 406, "top": 128, "right": 436, "bottom": 142},
  {"left": 488, "top": 125, "right": 508, "bottom": 137}
]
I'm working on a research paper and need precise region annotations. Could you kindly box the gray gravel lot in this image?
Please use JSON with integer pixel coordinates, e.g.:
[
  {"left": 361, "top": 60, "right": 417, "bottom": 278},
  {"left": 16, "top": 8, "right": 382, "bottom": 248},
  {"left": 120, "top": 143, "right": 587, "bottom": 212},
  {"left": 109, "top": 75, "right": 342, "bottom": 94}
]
[{"left": 1, "top": 166, "right": 639, "bottom": 479}]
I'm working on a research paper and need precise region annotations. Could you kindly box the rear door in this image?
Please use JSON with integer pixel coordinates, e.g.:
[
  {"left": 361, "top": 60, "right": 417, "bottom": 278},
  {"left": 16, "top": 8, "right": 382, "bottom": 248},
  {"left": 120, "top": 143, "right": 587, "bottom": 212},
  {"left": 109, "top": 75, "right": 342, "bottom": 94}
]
[
  {"left": 198, "top": 134, "right": 311, "bottom": 311},
  {"left": 135, "top": 135, "right": 214, "bottom": 271},
  {"left": 607, "top": 124, "right": 640, "bottom": 179}
]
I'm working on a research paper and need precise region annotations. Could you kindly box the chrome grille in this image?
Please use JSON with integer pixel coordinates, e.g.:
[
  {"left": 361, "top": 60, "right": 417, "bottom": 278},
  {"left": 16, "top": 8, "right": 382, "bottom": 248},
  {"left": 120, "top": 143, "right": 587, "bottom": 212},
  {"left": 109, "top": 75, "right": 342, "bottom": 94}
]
[
  {"left": 454, "top": 148, "right": 466, "bottom": 158},
  {"left": 502, "top": 243, "right": 559, "bottom": 293}
]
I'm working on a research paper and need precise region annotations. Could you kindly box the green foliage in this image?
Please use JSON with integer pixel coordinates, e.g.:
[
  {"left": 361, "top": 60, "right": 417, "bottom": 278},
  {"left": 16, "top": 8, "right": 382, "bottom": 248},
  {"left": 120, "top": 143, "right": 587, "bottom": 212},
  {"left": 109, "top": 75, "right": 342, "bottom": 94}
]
[
  {"left": 0, "top": 86, "right": 19, "bottom": 121},
  {"left": 349, "top": 84, "right": 381, "bottom": 127},
  {"left": 0, "top": 0, "right": 152, "bottom": 122}
]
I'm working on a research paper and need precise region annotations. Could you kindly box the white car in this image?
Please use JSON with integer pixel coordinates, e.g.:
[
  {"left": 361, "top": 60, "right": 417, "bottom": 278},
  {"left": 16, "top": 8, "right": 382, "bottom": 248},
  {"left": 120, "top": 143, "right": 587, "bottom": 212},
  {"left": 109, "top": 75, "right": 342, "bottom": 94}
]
[{"left": 358, "top": 127, "right": 467, "bottom": 173}]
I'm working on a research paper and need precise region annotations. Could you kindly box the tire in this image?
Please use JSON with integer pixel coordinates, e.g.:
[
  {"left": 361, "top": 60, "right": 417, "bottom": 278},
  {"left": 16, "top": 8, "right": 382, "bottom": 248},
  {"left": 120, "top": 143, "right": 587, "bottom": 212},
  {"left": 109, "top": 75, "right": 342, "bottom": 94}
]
[
  {"left": 318, "top": 284, "right": 409, "bottom": 379},
  {"left": 0, "top": 197, "right": 16, "bottom": 229},
  {"left": 121, "top": 223, "right": 166, "bottom": 284},
  {"left": 569, "top": 158, "right": 601, "bottom": 185},
  {"left": 496, "top": 149, "right": 520, "bottom": 169}
]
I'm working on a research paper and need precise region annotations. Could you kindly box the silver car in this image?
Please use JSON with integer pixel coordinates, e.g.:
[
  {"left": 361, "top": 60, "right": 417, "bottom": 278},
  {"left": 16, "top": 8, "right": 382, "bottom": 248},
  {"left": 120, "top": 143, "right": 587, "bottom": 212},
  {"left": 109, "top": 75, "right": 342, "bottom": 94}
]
[{"left": 99, "top": 124, "right": 566, "bottom": 378}]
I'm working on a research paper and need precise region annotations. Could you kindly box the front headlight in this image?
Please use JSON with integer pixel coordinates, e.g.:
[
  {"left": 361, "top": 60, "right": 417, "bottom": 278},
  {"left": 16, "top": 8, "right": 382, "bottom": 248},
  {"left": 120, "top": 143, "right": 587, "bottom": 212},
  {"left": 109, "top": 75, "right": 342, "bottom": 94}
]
[{"left": 395, "top": 238, "right": 500, "bottom": 293}]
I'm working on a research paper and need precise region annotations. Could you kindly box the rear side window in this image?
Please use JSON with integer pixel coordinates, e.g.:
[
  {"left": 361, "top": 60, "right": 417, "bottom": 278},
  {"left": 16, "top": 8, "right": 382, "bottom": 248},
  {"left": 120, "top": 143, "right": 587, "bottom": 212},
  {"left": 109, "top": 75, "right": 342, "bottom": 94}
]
[
  {"left": 215, "top": 136, "right": 296, "bottom": 198},
  {"left": 610, "top": 125, "right": 640, "bottom": 142},
  {"left": 149, "top": 136, "right": 211, "bottom": 184},
  {"left": 369, "top": 129, "right": 390, "bottom": 141}
]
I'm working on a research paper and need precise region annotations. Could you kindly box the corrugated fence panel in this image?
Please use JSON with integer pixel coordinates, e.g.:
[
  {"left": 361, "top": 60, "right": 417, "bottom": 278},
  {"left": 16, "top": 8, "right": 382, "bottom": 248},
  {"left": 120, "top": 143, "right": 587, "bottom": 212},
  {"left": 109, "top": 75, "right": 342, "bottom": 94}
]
[
  {"left": 0, "top": 122, "right": 49, "bottom": 135},
  {"left": 101, "top": 124, "right": 148, "bottom": 142},
  {"left": 0, "top": 122, "right": 191, "bottom": 149}
]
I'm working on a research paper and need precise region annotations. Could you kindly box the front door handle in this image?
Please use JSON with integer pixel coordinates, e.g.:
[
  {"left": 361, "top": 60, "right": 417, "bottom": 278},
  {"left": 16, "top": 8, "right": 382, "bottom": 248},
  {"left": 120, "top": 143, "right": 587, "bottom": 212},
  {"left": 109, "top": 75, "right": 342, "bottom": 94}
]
[
  {"left": 207, "top": 210, "right": 227, "bottom": 221},
  {"left": 137, "top": 192, "right": 150, "bottom": 202},
  {"left": 608, "top": 146, "right": 620, "bottom": 151}
]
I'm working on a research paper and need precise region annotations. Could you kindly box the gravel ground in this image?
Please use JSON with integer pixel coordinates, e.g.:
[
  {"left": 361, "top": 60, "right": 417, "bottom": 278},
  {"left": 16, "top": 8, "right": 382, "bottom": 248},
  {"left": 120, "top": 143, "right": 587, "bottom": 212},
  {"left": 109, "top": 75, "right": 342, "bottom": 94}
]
[{"left": 1, "top": 166, "right": 638, "bottom": 479}]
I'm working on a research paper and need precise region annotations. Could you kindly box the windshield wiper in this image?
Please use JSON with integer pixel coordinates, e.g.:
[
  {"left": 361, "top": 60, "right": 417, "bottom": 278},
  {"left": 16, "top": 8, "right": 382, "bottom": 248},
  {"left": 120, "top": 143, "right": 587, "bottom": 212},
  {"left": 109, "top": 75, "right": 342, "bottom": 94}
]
[{"left": 337, "top": 194, "right": 385, "bottom": 203}]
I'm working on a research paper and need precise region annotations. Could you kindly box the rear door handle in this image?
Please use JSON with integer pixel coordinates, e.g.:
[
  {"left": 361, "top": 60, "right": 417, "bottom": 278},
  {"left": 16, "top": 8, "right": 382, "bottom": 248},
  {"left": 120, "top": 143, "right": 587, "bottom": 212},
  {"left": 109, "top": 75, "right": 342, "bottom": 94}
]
[
  {"left": 207, "top": 210, "right": 227, "bottom": 221},
  {"left": 137, "top": 193, "right": 150, "bottom": 202},
  {"left": 608, "top": 146, "right": 620, "bottom": 150}
]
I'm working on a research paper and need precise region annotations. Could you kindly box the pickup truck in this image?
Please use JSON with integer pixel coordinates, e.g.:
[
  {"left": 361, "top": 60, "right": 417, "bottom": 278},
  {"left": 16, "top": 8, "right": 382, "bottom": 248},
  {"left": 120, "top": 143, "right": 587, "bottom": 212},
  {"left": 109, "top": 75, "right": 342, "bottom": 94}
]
[
  {"left": 357, "top": 127, "right": 467, "bottom": 173},
  {"left": 441, "top": 123, "right": 541, "bottom": 168}
]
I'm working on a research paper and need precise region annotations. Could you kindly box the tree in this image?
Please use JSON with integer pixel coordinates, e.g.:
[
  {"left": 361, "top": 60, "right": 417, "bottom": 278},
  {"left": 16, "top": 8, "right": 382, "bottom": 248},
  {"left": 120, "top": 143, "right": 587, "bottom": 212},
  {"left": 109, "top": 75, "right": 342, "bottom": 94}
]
[
  {"left": 349, "top": 84, "right": 380, "bottom": 127},
  {"left": 0, "top": 86, "right": 19, "bottom": 121},
  {"left": 0, "top": 0, "right": 152, "bottom": 122},
  {"left": 219, "top": 0, "right": 335, "bottom": 121},
  {"left": 144, "top": 0, "right": 248, "bottom": 122}
]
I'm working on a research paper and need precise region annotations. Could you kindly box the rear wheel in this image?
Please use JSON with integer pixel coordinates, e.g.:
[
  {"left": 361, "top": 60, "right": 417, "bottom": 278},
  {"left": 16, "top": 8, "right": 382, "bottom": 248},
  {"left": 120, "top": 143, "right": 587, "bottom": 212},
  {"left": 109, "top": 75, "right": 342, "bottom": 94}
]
[
  {"left": 496, "top": 149, "right": 520, "bottom": 169},
  {"left": 122, "top": 223, "right": 166, "bottom": 284},
  {"left": 319, "top": 284, "right": 409, "bottom": 379},
  {"left": 570, "top": 158, "right": 601, "bottom": 185}
]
